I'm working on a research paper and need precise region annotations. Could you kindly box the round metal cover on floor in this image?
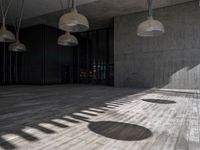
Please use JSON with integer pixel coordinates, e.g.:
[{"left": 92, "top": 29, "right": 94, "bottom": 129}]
[
  {"left": 142, "top": 99, "right": 176, "bottom": 104},
  {"left": 88, "top": 121, "right": 152, "bottom": 141}
]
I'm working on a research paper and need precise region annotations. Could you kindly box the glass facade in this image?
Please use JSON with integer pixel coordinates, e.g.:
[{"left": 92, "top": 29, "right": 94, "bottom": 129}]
[{"left": 73, "top": 28, "right": 114, "bottom": 86}]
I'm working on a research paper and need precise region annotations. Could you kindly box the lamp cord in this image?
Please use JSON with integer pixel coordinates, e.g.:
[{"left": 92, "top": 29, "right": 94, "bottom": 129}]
[
  {"left": 72, "top": 0, "right": 76, "bottom": 9},
  {"left": 11, "top": 0, "right": 25, "bottom": 40},
  {"left": 68, "top": 0, "right": 71, "bottom": 10},
  {"left": 17, "top": 0, "right": 25, "bottom": 39},
  {"left": 59, "top": 0, "right": 66, "bottom": 13},
  {"left": 59, "top": 0, "right": 71, "bottom": 14},
  {"left": 148, "top": 0, "right": 153, "bottom": 17},
  {"left": 0, "top": 0, "right": 13, "bottom": 24},
  {"left": 4, "top": 0, "right": 12, "bottom": 17},
  {"left": 0, "top": 0, "right": 4, "bottom": 19}
]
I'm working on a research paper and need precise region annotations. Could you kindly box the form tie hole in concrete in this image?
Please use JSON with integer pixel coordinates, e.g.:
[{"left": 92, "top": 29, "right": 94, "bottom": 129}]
[
  {"left": 142, "top": 99, "right": 176, "bottom": 104},
  {"left": 88, "top": 121, "right": 152, "bottom": 141}
]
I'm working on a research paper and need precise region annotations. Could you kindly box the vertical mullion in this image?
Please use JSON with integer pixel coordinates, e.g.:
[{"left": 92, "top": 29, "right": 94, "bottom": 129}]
[
  {"left": 106, "top": 29, "right": 110, "bottom": 85},
  {"left": 3, "top": 43, "right": 6, "bottom": 84}
]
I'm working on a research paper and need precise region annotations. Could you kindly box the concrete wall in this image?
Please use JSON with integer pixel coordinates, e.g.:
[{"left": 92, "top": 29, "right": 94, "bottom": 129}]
[{"left": 114, "top": 2, "right": 200, "bottom": 89}]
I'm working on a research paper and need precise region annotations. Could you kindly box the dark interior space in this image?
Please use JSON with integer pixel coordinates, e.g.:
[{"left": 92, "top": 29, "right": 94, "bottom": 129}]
[
  {"left": 0, "top": 25, "right": 114, "bottom": 86},
  {"left": 74, "top": 28, "right": 114, "bottom": 85}
]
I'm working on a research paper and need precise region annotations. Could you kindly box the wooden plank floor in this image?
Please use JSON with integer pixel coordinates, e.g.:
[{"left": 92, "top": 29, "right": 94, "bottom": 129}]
[{"left": 0, "top": 85, "right": 199, "bottom": 150}]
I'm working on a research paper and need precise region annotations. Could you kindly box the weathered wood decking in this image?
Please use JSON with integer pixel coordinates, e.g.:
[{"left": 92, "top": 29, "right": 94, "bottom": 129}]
[{"left": 0, "top": 85, "right": 199, "bottom": 150}]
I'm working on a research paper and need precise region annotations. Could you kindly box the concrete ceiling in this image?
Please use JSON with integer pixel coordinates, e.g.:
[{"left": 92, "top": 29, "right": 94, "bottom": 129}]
[
  {"left": 8, "top": 0, "right": 98, "bottom": 19},
  {"left": 3, "top": 0, "right": 193, "bottom": 29}
]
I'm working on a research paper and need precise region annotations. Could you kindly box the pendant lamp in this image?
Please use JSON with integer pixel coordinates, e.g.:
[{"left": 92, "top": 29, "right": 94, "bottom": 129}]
[
  {"left": 57, "top": 31, "right": 78, "bottom": 46},
  {"left": 9, "top": 0, "right": 26, "bottom": 52},
  {"left": 0, "top": 0, "right": 16, "bottom": 42},
  {"left": 9, "top": 40, "right": 26, "bottom": 52},
  {"left": 57, "top": 0, "right": 78, "bottom": 46},
  {"left": 58, "top": 0, "right": 89, "bottom": 32},
  {"left": 137, "top": 0, "right": 165, "bottom": 37}
]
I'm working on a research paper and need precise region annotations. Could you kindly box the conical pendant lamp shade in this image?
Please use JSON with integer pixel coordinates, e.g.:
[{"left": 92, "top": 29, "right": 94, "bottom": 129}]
[
  {"left": 59, "top": 8, "right": 89, "bottom": 32},
  {"left": 137, "top": 16, "right": 165, "bottom": 37},
  {"left": 0, "top": 0, "right": 16, "bottom": 43},
  {"left": 0, "top": 25, "right": 16, "bottom": 43},
  {"left": 137, "top": 0, "right": 164, "bottom": 37},
  {"left": 9, "top": 40, "right": 26, "bottom": 52},
  {"left": 57, "top": 32, "right": 78, "bottom": 46},
  {"left": 58, "top": 0, "right": 89, "bottom": 32}
]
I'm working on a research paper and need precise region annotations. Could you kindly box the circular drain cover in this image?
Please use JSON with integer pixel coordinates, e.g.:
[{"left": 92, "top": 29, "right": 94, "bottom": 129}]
[
  {"left": 88, "top": 121, "right": 152, "bottom": 141},
  {"left": 142, "top": 99, "right": 176, "bottom": 104}
]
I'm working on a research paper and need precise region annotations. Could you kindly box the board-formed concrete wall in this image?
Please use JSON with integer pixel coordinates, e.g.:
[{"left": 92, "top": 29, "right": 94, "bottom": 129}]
[{"left": 114, "top": 2, "right": 200, "bottom": 89}]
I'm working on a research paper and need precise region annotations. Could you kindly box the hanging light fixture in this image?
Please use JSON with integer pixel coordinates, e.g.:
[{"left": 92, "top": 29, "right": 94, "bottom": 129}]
[
  {"left": 9, "top": 0, "right": 26, "bottom": 52},
  {"left": 9, "top": 40, "right": 26, "bottom": 52},
  {"left": 58, "top": 0, "right": 89, "bottom": 32},
  {"left": 57, "top": 0, "right": 78, "bottom": 46},
  {"left": 137, "top": 0, "right": 165, "bottom": 37},
  {"left": 57, "top": 31, "right": 78, "bottom": 46},
  {"left": 0, "top": 0, "right": 16, "bottom": 42}
]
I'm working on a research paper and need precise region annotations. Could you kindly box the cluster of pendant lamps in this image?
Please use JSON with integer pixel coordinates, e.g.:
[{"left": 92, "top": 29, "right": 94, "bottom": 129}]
[
  {"left": 57, "top": 0, "right": 89, "bottom": 46},
  {"left": 0, "top": 0, "right": 26, "bottom": 52},
  {"left": 58, "top": 0, "right": 164, "bottom": 42},
  {"left": 137, "top": 0, "right": 165, "bottom": 37},
  {"left": 0, "top": 0, "right": 162, "bottom": 52}
]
